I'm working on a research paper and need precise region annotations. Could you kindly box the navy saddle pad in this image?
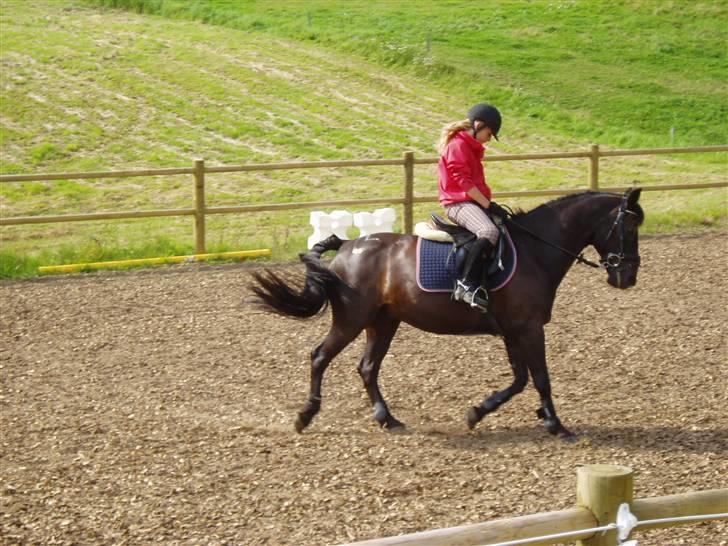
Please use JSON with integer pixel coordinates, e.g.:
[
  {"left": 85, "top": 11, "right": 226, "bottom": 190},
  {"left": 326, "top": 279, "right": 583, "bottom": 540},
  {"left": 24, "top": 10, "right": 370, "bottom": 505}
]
[{"left": 416, "top": 229, "right": 517, "bottom": 293}]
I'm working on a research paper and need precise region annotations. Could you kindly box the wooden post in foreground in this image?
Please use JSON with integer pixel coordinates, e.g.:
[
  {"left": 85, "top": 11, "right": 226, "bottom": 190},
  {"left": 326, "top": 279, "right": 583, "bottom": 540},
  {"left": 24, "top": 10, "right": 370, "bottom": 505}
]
[
  {"left": 193, "top": 158, "right": 206, "bottom": 254},
  {"left": 402, "top": 151, "right": 414, "bottom": 235},
  {"left": 576, "top": 464, "right": 634, "bottom": 546}
]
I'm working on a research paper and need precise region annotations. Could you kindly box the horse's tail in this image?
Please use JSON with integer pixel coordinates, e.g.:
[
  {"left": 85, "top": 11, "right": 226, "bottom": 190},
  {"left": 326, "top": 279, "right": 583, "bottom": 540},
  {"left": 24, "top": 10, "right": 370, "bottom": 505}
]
[{"left": 249, "top": 235, "right": 347, "bottom": 318}]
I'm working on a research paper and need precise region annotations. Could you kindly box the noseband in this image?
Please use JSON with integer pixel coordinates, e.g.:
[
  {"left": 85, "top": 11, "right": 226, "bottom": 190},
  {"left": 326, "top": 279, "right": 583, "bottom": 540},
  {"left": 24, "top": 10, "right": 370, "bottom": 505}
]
[{"left": 600, "top": 193, "right": 641, "bottom": 273}]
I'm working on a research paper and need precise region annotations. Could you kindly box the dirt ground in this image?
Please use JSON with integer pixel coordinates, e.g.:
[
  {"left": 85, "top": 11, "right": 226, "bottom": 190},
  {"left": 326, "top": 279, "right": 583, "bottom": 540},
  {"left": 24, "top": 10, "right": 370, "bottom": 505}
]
[{"left": 1, "top": 232, "right": 726, "bottom": 546}]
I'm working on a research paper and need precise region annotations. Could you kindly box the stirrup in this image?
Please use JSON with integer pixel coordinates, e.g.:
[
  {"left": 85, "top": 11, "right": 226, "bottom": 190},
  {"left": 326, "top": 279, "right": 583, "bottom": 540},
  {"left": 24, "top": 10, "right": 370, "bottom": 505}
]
[
  {"left": 452, "top": 280, "right": 470, "bottom": 302},
  {"left": 463, "top": 286, "right": 489, "bottom": 312}
]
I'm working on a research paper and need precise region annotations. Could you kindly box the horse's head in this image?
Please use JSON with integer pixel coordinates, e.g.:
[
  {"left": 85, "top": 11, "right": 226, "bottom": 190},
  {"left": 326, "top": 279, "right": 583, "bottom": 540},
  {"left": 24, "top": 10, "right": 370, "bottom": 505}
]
[{"left": 592, "top": 188, "right": 644, "bottom": 288}]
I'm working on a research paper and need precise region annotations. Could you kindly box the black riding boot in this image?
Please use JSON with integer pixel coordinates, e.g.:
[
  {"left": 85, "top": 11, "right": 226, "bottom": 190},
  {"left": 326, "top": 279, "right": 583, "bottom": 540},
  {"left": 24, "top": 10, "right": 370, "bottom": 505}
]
[{"left": 452, "top": 239, "right": 495, "bottom": 312}]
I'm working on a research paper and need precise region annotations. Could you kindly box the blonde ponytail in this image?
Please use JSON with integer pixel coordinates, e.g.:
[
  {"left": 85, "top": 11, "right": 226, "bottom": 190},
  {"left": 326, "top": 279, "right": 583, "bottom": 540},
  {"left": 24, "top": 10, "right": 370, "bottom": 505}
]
[{"left": 436, "top": 119, "right": 472, "bottom": 155}]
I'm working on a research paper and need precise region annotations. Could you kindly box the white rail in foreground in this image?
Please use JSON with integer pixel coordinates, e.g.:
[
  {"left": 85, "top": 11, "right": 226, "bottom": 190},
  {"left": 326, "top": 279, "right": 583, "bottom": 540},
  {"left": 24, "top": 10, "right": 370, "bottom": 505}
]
[{"left": 484, "top": 506, "right": 728, "bottom": 546}]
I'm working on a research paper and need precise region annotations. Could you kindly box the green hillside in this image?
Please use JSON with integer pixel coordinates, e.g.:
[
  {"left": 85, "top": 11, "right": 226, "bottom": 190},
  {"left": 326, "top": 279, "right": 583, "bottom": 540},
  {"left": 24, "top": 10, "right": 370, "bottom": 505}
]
[
  {"left": 90, "top": 0, "right": 728, "bottom": 148},
  {"left": 0, "top": 0, "right": 725, "bottom": 277}
]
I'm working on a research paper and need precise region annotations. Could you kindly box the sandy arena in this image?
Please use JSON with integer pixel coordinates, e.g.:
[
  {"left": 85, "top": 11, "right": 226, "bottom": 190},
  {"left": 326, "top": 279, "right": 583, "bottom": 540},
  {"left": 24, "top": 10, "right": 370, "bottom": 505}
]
[{"left": 1, "top": 232, "right": 726, "bottom": 545}]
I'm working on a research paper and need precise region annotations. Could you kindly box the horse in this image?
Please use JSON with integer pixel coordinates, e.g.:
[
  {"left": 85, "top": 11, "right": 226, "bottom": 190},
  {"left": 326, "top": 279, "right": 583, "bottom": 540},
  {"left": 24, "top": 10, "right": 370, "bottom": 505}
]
[{"left": 251, "top": 189, "right": 644, "bottom": 440}]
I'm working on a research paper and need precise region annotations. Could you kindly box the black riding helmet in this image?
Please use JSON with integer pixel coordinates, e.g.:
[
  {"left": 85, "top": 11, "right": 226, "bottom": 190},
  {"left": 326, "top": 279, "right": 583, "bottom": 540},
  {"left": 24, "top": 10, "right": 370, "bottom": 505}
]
[{"left": 468, "top": 103, "right": 501, "bottom": 140}]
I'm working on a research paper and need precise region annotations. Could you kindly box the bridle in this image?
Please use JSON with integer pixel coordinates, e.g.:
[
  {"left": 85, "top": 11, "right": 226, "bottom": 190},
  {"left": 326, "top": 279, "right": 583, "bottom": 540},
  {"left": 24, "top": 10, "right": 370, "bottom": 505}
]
[
  {"left": 499, "top": 191, "right": 641, "bottom": 274},
  {"left": 600, "top": 192, "right": 641, "bottom": 273}
]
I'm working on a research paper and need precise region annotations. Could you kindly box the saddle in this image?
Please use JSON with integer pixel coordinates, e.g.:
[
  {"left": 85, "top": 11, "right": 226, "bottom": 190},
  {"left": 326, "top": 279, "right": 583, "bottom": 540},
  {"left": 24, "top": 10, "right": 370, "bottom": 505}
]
[{"left": 415, "top": 214, "right": 517, "bottom": 293}]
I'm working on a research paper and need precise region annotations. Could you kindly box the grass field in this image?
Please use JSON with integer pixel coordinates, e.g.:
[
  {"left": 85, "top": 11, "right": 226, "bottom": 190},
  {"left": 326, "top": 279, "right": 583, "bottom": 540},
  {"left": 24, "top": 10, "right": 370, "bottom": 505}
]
[
  {"left": 0, "top": 0, "right": 726, "bottom": 277},
  {"left": 92, "top": 0, "right": 728, "bottom": 149}
]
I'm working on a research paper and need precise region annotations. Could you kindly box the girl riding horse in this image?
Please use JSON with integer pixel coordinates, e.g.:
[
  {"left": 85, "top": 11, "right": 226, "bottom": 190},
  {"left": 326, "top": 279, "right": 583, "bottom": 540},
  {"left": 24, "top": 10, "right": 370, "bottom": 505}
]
[{"left": 438, "top": 103, "right": 509, "bottom": 311}]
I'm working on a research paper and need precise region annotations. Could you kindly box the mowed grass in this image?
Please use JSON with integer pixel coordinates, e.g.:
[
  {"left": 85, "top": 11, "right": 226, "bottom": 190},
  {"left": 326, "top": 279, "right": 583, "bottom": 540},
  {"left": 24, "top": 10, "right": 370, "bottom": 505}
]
[
  {"left": 0, "top": 0, "right": 726, "bottom": 277},
  {"left": 90, "top": 0, "right": 728, "bottom": 148}
]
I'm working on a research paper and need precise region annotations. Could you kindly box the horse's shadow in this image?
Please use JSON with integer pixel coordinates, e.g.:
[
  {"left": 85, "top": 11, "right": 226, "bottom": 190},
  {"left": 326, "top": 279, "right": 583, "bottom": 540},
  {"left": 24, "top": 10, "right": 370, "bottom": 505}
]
[{"left": 440, "top": 424, "right": 728, "bottom": 455}]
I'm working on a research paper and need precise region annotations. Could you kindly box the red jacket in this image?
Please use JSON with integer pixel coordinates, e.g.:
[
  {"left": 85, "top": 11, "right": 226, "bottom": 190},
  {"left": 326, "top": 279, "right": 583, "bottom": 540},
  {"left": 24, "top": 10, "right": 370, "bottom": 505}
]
[{"left": 438, "top": 130, "right": 491, "bottom": 206}]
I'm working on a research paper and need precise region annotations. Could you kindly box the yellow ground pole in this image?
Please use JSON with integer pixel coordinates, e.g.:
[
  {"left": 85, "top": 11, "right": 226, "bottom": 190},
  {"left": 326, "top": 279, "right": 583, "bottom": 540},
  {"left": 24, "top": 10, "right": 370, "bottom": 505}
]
[{"left": 38, "top": 249, "right": 271, "bottom": 275}]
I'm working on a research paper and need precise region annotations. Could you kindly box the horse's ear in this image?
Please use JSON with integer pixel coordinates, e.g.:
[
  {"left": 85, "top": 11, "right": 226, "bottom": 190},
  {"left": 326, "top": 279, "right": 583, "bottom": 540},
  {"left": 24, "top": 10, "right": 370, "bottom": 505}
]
[{"left": 626, "top": 187, "right": 642, "bottom": 206}]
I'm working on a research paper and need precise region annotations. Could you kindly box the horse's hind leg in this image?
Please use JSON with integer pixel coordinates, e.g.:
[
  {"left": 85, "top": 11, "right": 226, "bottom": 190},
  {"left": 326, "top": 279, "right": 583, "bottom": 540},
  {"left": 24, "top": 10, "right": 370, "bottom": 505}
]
[
  {"left": 295, "top": 325, "right": 360, "bottom": 433},
  {"left": 357, "top": 312, "right": 403, "bottom": 430}
]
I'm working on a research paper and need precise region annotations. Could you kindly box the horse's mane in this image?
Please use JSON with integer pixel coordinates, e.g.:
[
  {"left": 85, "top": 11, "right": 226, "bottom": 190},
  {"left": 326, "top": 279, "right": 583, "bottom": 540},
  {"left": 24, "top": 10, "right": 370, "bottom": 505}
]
[{"left": 509, "top": 191, "right": 643, "bottom": 224}]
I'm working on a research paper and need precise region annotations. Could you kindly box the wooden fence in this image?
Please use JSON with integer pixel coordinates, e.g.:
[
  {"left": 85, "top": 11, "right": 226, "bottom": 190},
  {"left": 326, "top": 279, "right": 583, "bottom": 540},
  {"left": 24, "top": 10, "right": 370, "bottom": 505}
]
[
  {"left": 1, "top": 144, "right": 726, "bottom": 254},
  {"left": 339, "top": 464, "right": 728, "bottom": 546}
]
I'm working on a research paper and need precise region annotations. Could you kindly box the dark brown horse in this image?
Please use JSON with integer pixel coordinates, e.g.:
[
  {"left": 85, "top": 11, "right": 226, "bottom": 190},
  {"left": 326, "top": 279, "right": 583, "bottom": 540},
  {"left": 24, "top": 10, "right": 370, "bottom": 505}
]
[{"left": 251, "top": 189, "right": 644, "bottom": 440}]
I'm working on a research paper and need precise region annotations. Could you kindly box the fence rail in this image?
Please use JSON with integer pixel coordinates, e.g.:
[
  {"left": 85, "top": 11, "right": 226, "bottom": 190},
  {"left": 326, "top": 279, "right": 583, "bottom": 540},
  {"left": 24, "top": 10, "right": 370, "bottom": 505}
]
[
  {"left": 1, "top": 144, "right": 726, "bottom": 253},
  {"left": 339, "top": 465, "right": 728, "bottom": 546}
]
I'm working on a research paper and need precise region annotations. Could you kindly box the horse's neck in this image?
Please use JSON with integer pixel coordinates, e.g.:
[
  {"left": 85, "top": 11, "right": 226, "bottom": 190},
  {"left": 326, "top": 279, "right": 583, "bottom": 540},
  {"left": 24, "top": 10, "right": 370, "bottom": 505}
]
[
  {"left": 557, "top": 196, "right": 612, "bottom": 249},
  {"left": 522, "top": 195, "right": 614, "bottom": 284}
]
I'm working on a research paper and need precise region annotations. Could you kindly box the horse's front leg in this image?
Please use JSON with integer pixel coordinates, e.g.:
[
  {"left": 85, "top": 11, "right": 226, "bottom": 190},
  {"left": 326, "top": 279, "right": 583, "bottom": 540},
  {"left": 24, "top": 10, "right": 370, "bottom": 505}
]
[
  {"left": 358, "top": 313, "right": 403, "bottom": 430},
  {"left": 466, "top": 333, "right": 528, "bottom": 430},
  {"left": 519, "top": 325, "right": 575, "bottom": 441},
  {"left": 467, "top": 325, "right": 574, "bottom": 440}
]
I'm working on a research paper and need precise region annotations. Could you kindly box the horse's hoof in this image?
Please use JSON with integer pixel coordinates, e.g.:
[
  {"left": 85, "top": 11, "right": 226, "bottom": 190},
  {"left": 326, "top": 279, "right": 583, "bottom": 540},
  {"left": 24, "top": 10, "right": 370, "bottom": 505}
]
[
  {"left": 466, "top": 406, "right": 483, "bottom": 430},
  {"left": 383, "top": 418, "right": 406, "bottom": 431},
  {"left": 556, "top": 425, "right": 577, "bottom": 443},
  {"left": 294, "top": 414, "right": 309, "bottom": 434},
  {"left": 547, "top": 422, "right": 577, "bottom": 443}
]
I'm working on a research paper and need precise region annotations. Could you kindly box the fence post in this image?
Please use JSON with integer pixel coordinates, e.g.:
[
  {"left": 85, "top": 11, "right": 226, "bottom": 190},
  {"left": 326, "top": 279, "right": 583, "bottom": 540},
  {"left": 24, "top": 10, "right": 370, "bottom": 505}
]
[
  {"left": 589, "top": 143, "right": 600, "bottom": 190},
  {"left": 193, "top": 158, "right": 206, "bottom": 254},
  {"left": 403, "top": 151, "right": 414, "bottom": 234},
  {"left": 576, "top": 464, "right": 634, "bottom": 546}
]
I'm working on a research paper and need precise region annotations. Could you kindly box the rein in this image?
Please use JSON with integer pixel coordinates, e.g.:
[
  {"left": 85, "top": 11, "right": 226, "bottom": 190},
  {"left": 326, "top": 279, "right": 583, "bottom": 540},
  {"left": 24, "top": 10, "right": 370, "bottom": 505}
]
[
  {"left": 498, "top": 205, "right": 602, "bottom": 269},
  {"left": 497, "top": 193, "right": 638, "bottom": 272}
]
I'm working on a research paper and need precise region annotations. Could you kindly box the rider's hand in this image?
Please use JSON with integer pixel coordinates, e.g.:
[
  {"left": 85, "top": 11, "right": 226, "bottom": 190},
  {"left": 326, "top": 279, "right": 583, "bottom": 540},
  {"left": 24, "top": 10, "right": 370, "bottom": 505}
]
[{"left": 488, "top": 201, "right": 508, "bottom": 218}]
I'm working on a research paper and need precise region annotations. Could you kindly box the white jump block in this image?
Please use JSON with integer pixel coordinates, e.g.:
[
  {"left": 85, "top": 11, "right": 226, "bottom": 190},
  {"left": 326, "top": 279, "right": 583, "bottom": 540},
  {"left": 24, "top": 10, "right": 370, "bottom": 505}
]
[
  {"left": 307, "top": 211, "right": 333, "bottom": 249},
  {"left": 307, "top": 209, "right": 354, "bottom": 249},
  {"left": 308, "top": 208, "right": 396, "bottom": 249},
  {"left": 330, "top": 210, "right": 353, "bottom": 240},
  {"left": 353, "top": 207, "right": 397, "bottom": 236}
]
